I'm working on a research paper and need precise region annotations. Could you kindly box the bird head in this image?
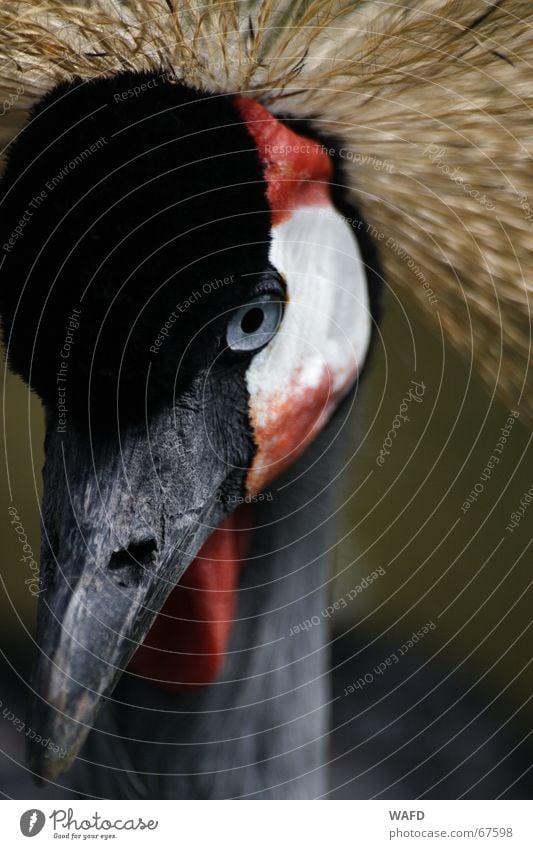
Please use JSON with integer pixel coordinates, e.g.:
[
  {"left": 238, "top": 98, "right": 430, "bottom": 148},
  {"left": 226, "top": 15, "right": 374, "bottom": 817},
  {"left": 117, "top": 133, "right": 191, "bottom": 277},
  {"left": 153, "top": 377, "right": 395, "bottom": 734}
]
[{"left": 0, "top": 72, "right": 378, "bottom": 779}]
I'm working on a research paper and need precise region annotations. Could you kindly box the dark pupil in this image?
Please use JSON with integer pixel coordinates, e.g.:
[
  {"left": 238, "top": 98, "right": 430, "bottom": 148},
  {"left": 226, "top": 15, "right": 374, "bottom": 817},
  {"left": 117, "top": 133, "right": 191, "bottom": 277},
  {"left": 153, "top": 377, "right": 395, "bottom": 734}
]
[{"left": 240, "top": 306, "right": 264, "bottom": 334}]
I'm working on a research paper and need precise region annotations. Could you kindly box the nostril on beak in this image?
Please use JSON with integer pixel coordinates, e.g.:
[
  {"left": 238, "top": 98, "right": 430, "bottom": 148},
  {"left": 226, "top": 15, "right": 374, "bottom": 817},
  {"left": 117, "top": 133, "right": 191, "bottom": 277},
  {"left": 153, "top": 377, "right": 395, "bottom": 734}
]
[{"left": 108, "top": 539, "right": 157, "bottom": 589}]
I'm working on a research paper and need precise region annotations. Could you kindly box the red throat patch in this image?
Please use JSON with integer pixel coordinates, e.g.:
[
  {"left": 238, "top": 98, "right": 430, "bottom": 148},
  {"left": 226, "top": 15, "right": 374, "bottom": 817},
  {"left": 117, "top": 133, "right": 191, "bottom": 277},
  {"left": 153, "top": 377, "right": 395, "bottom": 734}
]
[
  {"left": 234, "top": 96, "right": 333, "bottom": 225},
  {"left": 129, "top": 506, "right": 251, "bottom": 690}
]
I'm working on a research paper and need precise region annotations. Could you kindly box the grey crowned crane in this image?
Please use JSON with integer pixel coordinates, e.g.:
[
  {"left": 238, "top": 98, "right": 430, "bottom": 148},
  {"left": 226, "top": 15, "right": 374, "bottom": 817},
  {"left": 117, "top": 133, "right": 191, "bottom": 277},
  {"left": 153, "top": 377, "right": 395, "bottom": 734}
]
[{"left": 1, "top": 0, "right": 532, "bottom": 799}]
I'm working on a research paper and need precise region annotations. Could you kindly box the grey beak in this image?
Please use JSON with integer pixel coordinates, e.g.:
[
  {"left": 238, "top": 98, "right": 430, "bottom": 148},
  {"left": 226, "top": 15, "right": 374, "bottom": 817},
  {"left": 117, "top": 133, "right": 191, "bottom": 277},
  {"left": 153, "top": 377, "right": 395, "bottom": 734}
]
[{"left": 28, "top": 408, "right": 232, "bottom": 781}]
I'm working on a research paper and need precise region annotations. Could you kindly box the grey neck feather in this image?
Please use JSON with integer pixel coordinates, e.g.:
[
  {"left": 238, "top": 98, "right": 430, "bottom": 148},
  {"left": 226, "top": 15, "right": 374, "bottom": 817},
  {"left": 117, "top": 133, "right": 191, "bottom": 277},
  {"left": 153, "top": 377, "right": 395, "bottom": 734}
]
[{"left": 67, "top": 409, "right": 349, "bottom": 799}]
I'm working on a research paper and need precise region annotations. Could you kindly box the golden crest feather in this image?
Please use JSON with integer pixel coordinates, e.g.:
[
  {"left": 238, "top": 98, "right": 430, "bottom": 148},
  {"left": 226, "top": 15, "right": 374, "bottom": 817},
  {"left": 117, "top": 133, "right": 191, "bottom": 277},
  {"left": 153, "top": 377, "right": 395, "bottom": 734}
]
[{"left": 1, "top": 0, "right": 532, "bottom": 414}]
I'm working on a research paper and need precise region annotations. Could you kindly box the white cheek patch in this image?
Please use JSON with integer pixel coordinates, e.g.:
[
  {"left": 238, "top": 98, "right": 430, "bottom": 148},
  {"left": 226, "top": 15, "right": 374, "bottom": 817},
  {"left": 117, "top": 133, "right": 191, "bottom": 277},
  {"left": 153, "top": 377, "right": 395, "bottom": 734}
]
[{"left": 245, "top": 204, "right": 372, "bottom": 493}]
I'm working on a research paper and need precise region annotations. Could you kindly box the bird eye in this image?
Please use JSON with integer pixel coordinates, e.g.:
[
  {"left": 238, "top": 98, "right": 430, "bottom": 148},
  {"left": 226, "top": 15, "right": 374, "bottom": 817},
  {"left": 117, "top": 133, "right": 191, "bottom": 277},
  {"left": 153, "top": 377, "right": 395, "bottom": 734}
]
[{"left": 226, "top": 295, "right": 283, "bottom": 353}]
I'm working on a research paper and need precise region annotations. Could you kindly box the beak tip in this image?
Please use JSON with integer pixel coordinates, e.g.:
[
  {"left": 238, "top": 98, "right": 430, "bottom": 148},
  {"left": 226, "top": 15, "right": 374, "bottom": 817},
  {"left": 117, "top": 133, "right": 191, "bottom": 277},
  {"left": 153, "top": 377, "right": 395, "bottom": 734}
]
[
  {"left": 26, "top": 691, "right": 91, "bottom": 784},
  {"left": 28, "top": 743, "right": 71, "bottom": 784}
]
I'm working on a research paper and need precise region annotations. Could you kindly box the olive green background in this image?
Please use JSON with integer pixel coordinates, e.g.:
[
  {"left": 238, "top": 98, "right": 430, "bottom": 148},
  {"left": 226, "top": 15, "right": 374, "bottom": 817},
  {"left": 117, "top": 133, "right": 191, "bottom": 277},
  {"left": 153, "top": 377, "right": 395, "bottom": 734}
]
[{"left": 1, "top": 290, "right": 532, "bottom": 736}]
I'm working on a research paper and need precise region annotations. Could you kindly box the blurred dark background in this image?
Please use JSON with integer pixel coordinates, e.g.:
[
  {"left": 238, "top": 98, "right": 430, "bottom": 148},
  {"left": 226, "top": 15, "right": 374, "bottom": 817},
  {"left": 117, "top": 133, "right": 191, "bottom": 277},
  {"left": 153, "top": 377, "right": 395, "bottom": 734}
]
[{"left": 1, "top": 290, "right": 532, "bottom": 798}]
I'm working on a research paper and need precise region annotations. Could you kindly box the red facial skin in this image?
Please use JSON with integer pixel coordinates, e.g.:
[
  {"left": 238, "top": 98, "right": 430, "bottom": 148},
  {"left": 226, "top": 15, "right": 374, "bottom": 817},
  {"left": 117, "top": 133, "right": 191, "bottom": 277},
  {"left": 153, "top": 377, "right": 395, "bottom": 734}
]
[
  {"left": 233, "top": 96, "right": 332, "bottom": 226},
  {"left": 246, "top": 368, "right": 336, "bottom": 495},
  {"left": 130, "top": 101, "right": 336, "bottom": 689},
  {"left": 236, "top": 97, "right": 346, "bottom": 496}
]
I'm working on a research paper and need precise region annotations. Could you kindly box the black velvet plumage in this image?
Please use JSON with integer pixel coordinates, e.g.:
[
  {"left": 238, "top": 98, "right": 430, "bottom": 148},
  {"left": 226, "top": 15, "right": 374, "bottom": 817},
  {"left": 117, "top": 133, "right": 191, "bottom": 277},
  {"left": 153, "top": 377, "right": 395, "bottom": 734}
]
[{"left": 0, "top": 72, "right": 271, "bottom": 420}]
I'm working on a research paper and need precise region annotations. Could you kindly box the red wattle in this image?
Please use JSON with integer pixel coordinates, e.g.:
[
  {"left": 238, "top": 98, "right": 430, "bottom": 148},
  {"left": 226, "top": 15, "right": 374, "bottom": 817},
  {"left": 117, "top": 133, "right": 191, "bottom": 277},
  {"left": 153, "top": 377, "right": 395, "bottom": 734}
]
[{"left": 129, "top": 506, "right": 251, "bottom": 691}]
